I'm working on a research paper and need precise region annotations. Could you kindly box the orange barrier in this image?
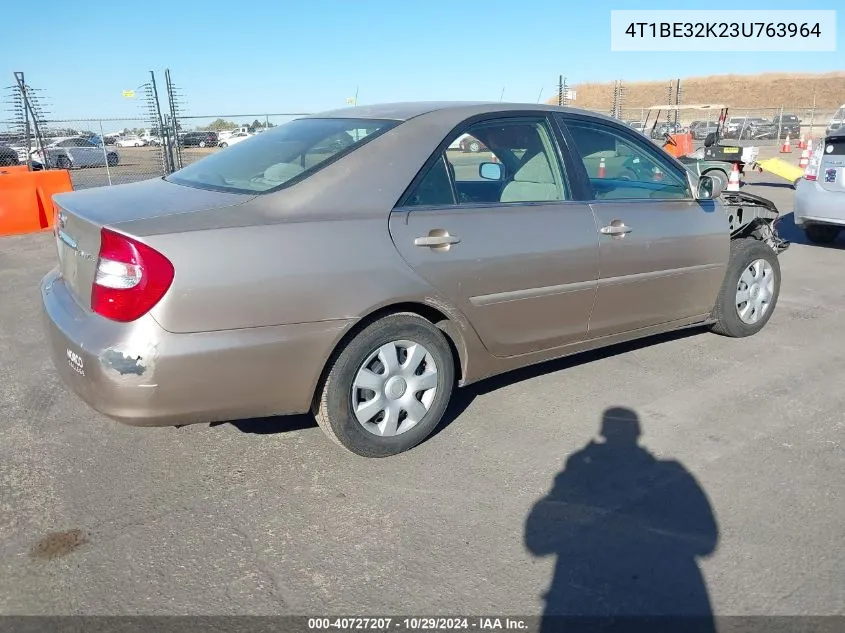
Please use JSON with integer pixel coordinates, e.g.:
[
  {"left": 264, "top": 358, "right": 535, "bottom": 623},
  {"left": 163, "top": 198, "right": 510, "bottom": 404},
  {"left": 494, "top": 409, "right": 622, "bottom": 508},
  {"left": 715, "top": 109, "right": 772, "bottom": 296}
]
[
  {"left": 0, "top": 165, "right": 30, "bottom": 174},
  {"left": 0, "top": 169, "right": 73, "bottom": 237},
  {"left": 663, "top": 133, "right": 694, "bottom": 158}
]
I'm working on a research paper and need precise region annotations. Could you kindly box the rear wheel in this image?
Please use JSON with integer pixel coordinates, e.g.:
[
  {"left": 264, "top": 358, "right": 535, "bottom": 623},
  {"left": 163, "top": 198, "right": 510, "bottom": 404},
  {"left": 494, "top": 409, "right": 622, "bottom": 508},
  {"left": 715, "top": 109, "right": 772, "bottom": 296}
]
[
  {"left": 468, "top": 140, "right": 481, "bottom": 153},
  {"left": 55, "top": 155, "right": 71, "bottom": 170},
  {"left": 314, "top": 313, "right": 455, "bottom": 457},
  {"left": 219, "top": 142, "right": 228, "bottom": 148},
  {"left": 710, "top": 238, "right": 781, "bottom": 338},
  {"left": 804, "top": 224, "right": 840, "bottom": 244}
]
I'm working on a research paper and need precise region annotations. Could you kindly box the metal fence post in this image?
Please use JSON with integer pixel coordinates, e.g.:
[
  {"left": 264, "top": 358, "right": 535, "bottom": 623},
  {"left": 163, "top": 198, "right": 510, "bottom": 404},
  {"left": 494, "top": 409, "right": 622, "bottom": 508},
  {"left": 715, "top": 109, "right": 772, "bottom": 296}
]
[{"left": 98, "top": 120, "right": 112, "bottom": 186}]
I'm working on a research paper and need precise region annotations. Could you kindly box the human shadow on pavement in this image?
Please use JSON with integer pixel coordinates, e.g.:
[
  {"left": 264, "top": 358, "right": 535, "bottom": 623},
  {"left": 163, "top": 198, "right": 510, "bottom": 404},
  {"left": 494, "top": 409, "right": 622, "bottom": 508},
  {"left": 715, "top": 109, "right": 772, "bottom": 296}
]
[{"left": 524, "top": 407, "right": 720, "bottom": 633}]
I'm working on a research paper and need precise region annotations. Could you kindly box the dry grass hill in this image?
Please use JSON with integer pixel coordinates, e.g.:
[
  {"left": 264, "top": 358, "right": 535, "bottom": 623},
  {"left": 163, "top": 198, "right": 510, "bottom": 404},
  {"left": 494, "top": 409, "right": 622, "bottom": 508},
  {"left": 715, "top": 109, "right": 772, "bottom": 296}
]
[{"left": 549, "top": 72, "right": 845, "bottom": 113}]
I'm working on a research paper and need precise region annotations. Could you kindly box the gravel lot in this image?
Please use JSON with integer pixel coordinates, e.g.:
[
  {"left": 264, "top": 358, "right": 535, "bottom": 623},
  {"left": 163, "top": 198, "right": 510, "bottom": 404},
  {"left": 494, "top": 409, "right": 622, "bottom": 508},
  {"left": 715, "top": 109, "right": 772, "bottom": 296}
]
[{"left": 1, "top": 174, "right": 843, "bottom": 621}]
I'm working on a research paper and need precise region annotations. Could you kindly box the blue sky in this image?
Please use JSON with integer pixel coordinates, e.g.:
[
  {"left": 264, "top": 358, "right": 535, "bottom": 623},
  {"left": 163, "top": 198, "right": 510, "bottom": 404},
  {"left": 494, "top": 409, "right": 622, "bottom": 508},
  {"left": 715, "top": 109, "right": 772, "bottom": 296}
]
[{"left": 2, "top": 0, "right": 842, "bottom": 122}]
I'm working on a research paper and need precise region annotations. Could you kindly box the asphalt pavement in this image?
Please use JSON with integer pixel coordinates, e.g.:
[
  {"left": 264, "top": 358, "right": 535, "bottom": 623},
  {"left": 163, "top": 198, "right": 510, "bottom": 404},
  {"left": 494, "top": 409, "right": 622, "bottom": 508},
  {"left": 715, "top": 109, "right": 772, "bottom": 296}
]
[{"left": 1, "top": 173, "right": 843, "bottom": 620}]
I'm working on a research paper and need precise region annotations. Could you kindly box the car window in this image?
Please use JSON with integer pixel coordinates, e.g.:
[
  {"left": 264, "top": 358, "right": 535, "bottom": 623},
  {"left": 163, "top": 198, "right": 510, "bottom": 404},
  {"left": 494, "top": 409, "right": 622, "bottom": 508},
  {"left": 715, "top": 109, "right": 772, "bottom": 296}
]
[
  {"left": 561, "top": 117, "right": 691, "bottom": 201},
  {"left": 402, "top": 118, "right": 568, "bottom": 208},
  {"left": 166, "top": 117, "right": 397, "bottom": 194},
  {"left": 403, "top": 156, "right": 456, "bottom": 207}
]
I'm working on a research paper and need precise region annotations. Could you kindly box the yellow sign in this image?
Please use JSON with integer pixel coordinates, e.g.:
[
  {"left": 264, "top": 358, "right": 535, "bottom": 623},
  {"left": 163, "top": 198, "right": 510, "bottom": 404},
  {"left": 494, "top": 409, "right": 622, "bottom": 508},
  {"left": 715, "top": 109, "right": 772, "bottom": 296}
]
[
  {"left": 122, "top": 90, "right": 135, "bottom": 98},
  {"left": 345, "top": 97, "right": 356, "bottom": 105}
]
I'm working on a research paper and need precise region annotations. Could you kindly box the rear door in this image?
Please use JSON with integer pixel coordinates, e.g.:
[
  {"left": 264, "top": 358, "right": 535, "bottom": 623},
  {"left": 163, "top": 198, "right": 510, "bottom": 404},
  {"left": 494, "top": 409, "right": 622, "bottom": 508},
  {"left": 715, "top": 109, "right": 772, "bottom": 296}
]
[
  {"left": 389, "top": 114, "right": 600, "bottom": 358},
  {"left": 555, "top": 113, "right": 728, "bottom": 340}
]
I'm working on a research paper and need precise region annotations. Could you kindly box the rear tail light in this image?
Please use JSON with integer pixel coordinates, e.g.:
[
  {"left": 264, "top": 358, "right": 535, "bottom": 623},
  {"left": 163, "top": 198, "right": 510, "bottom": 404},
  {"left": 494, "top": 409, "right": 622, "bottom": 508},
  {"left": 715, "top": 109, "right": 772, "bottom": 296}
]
[{"left": 91, "top": 228, "right": 174, "bottom": 322}]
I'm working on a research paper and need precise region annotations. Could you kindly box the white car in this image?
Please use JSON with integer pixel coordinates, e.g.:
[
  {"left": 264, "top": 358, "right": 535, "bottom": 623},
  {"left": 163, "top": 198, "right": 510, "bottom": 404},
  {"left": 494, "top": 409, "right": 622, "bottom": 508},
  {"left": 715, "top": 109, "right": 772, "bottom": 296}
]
[
  {"left": 114, "top": 135, "right": 147, "bottom": 148},
  {"left": 26, "top": 136, "right": 119, "bottom": 169},
  {"left": 217, "top": 132, "right": 253, "bottom": 148}
]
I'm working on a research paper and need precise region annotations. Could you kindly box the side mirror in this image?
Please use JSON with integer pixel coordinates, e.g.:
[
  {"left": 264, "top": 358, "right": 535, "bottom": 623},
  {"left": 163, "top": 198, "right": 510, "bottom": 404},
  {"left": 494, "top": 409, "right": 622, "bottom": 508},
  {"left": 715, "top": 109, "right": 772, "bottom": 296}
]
[
  {"left": 704, "top": 132, "right": 716, "bottom": 148},
  {"left": 696, "top": 174, "right": 724, "bottom": 200},
  {"left": 479, "top": 162, "right": 503, "bottom": 181}
]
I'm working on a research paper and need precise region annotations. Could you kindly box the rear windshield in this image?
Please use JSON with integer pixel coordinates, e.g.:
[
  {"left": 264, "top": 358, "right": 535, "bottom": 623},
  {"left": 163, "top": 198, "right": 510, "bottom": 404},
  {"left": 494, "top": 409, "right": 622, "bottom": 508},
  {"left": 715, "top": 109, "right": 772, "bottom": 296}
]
[
  {"left": 824, "top": 134, "right": 845, "bottom": 155},
  {"left": 166, "top": 117, "right": 398, "bottom": 194}
]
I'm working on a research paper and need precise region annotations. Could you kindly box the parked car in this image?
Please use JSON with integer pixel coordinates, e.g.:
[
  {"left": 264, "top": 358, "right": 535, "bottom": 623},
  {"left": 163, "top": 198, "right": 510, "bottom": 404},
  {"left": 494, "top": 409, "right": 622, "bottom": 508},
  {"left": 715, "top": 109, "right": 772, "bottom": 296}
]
[
  {"left": 182, "top": 131, "right": 219, "bottom": 147},
  {"left": 826, "top": 104, "right": 845, "bottom": 135},
  {"left": 0, "top": 144, "right": 19, "bottom": 166},
  {"left": 41, "top": 102, "right": 787, "bottom": 458},
  {"left": 217, "top": 131, "right": 253, "bottom": 148},
  {"left": 770, "top": 113, "right": 801, "bottom": 138},
  {"left": 30, "top": 136, "right": 119, "bottom": 169},
  {"left": 688, "top": 121, "right": 720, "bottom": 140},
  {"left": 649, "top": 121, "right": 683, "bottom": 139},
  {"left": 114, "top": 135, "right": 147, "bottom": 148},
  {"left": 447, "top": 132, "right": 487, "bottom": 153},
  {"left": 793, "top": 126, "right": 845, "bottom": 244},
  {"left": 623, "top": 120, "right": 648, "bottom": 135}
]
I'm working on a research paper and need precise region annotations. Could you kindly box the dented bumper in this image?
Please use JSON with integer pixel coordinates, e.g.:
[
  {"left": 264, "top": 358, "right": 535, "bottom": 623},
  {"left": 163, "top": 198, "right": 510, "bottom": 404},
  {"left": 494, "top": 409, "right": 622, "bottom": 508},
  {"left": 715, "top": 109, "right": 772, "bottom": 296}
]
[{"left": 40, "top": 269, "right": 353, "bottom": 427}]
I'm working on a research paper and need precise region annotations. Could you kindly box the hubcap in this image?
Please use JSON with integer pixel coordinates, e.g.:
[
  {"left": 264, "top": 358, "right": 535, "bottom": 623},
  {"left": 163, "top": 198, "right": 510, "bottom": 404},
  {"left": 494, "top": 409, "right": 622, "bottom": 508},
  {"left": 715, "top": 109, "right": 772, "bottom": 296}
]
[
  {"left": 351, "top": 340, "right": 439, "bottom": 437},
  {"left": 736, "top": 258, "right": 775, "bottom": 324}
]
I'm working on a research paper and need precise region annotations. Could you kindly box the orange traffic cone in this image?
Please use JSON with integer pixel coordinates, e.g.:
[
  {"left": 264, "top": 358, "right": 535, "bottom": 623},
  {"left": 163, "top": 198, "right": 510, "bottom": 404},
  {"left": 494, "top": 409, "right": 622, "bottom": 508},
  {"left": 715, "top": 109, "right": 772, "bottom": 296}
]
[
  {"left": 727, "top": 163, "right": 741, "bottom": 191},
  {"left": 799, "top": 148, "right": 810, "bottom": 169},
  {"left": 780, "top": 133, "right": 792, "bottom": 153},
  {"left": 598, "top": 157, "right": 606, "bottom": 178},
  {"left": 798, "top": 134, "right": 806, "bottom": 150}
]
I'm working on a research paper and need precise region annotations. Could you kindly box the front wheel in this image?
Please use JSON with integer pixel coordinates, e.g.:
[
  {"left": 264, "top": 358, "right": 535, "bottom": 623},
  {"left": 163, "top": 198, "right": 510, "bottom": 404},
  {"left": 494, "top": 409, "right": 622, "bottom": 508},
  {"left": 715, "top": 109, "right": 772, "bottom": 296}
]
[
  {"left": 106, "top": 153, "right": 118, "bottom": 167},
  {"left": 710, "top": 238, "right": 781, "bottom": 338},
  {"left": 467, "top": 140, "right": 481, "bottom": 153},
  {"left": 199, "top": 141, "right": 206, "bottom": 148},
  {"left": 314, "top": 313, "right": 456, "bottom": 457},
  {"left": 55, "top": 155, "right": 71, "bottom": 170},
  {"left": 804, "top": 224, "right": 840, "bottom": 244},
  {"left": 219, "top": 142, "right": 228, "bottom": 148}
]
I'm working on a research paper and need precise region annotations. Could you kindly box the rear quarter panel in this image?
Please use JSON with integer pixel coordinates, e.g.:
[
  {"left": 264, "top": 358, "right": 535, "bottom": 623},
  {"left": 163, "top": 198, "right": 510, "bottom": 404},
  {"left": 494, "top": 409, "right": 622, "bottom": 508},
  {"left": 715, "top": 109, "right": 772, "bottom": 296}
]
[{"left": 146, "top": 218, "right": 441, "bottom": 333}]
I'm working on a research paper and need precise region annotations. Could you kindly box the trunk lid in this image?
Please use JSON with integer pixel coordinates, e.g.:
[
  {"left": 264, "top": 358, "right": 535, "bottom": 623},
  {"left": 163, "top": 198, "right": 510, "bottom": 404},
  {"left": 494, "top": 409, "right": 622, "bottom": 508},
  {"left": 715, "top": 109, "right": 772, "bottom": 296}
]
[{"left": 52, "top": 177, "right": 252, "bottom": 310}]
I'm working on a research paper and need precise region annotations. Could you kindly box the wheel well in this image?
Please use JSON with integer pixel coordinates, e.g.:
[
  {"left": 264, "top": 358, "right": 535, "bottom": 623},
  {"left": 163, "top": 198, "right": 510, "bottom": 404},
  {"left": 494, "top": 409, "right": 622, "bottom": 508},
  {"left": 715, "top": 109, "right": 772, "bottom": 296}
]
[{"left": 309, "top": 302, "right": 465, "bottom": 412}]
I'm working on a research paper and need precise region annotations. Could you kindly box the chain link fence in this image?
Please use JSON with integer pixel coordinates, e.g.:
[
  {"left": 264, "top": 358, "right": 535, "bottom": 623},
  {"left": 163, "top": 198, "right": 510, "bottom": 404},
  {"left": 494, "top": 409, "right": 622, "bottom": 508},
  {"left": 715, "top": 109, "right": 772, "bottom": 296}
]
[{"left": 3, "top": 66, "right": 843, "bottom": 192}]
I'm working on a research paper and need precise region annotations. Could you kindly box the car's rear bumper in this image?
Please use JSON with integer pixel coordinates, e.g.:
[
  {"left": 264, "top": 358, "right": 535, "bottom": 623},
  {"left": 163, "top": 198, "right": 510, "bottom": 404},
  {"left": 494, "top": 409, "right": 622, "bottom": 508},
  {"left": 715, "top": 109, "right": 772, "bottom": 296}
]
[
  {"left": 793, "top": 180, "right": 845, "bottom": 227},
  {"left": 41, "top": 269, "right": 353, "bottom": 427}
]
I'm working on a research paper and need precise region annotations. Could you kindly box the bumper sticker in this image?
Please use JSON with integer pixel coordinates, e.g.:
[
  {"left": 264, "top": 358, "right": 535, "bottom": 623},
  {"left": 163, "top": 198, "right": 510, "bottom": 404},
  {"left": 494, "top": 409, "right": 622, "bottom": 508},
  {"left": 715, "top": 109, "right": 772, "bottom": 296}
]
[{"left": 824, "top": 168, "right": 837, "bottom": 183}]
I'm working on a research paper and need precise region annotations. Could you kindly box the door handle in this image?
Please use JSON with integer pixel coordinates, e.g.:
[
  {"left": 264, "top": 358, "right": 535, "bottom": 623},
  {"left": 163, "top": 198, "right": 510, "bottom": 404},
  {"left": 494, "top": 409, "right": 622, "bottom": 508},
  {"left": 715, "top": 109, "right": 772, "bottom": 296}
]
[
  {"left": 599, "top": 224, "right": 632, "bottom": 236},
  {"left": 414, "top": 234, "right": 461, "bottom": 247}
]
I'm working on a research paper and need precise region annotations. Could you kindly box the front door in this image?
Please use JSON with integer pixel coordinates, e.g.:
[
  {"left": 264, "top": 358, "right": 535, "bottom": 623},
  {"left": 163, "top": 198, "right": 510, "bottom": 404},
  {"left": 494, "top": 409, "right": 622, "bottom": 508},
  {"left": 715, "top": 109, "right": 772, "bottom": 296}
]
[
  {"left": 389, "top": 116, "right": 600, "bottom": 358},
  {"left": 557, "top": 114, "right": 729, "bottom": 339}
]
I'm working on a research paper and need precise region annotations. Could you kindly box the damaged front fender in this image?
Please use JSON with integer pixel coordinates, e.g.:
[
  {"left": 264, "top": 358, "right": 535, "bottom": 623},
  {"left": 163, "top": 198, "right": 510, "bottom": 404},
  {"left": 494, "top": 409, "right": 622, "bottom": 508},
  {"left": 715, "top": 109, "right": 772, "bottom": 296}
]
[{"left": 721, "top": 190, "right": 790, "bottom": 254}]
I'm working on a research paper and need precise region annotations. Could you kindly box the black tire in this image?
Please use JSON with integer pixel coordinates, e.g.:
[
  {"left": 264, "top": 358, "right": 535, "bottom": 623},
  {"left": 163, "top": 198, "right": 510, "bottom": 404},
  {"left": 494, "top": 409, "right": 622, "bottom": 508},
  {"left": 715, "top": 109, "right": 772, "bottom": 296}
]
[
  {"left": 55, "top": 155, "right": 71, "bottom": 170},
  {"left": 703, "top": 169, "right": 728, "bottom": 192},
  {"left": 710, "top": 238, "right": 781, "bottom": 338},
  {"left": 107, "top": 153, "right": 118, "bottom": 167},
  {"left": 468, "top": 140, "right": 481, "bottom": 153},
  {"left": 219, "top": 142, "right": 228, "bottom": 148},
  {"left": 804, "top": 224, "right": 840, "bottom": 244},
  {"left": 314, "top": 313, "right": 456, "bottom": 458}
]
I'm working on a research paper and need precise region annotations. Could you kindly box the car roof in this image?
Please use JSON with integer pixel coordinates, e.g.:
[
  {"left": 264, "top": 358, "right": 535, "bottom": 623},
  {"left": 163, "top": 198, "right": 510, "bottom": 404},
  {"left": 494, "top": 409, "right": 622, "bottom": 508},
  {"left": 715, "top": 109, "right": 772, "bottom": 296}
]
[{"left": 302, "top": 101, "right": 619, "bottom": 124}]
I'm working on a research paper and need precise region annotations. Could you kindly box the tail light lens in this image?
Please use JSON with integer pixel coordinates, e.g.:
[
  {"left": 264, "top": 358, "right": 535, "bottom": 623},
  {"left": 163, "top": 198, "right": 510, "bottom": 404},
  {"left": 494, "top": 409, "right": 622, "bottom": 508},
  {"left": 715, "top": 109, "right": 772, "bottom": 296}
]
[{"left": 91, "top": 228, "right": 174, "bottom": 322}]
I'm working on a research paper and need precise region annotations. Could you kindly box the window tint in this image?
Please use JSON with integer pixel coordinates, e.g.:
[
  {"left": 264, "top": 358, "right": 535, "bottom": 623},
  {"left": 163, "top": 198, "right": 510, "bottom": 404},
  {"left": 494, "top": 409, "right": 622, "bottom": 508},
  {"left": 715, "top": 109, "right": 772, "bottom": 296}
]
[
  {"left": 404, "top": 156, "right": 455, "bottom": 207},
  {"left": 563, "top": 118, "right": 691, "bottom": 200},
  {"left": 404, "top": 118, "right": 567, "bottom": 207},
  {"left": 166, "top": 117, "right": 397, "bottom": 194}
]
